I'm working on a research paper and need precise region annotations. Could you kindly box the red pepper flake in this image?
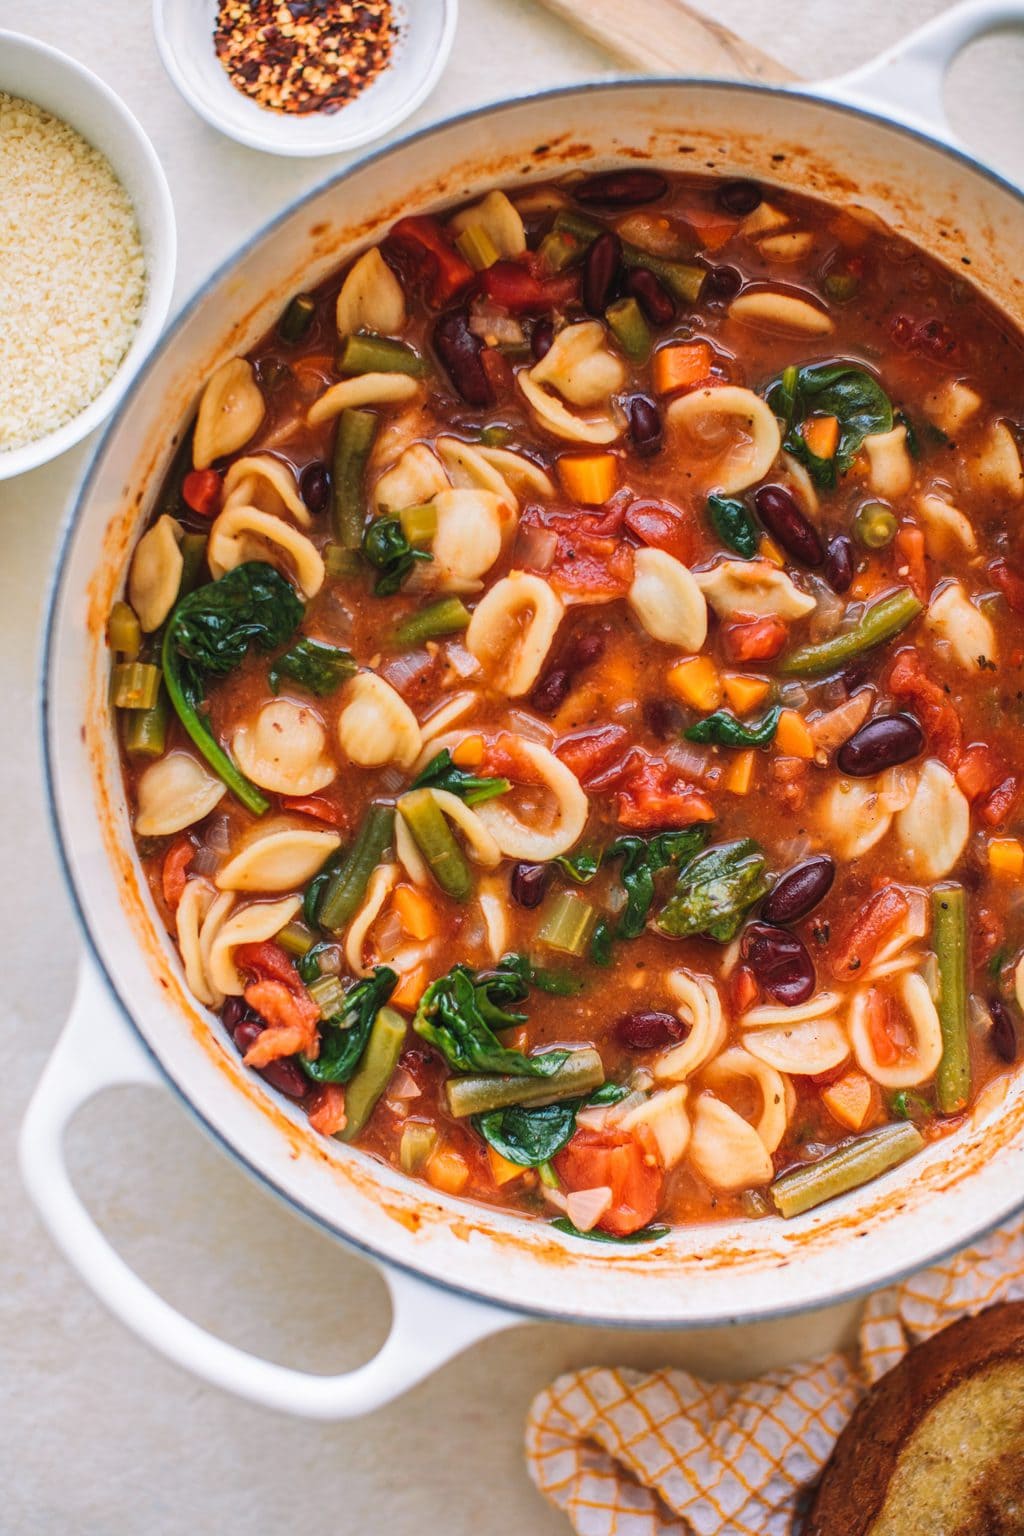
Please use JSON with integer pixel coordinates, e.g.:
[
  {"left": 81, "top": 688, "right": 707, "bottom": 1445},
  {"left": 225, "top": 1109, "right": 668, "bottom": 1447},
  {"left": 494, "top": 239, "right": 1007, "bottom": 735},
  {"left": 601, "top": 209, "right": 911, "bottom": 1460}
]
[{"left": 213, "top": 1, "right": 398, "bottom": 117}]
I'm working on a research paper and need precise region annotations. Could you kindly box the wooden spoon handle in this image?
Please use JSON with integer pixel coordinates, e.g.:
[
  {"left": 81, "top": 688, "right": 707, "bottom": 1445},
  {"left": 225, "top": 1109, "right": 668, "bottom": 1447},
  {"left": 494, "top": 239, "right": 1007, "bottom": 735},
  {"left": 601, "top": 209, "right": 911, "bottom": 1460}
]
[{"left": 535, "top": 0, "right": 798, "bottom": 83}]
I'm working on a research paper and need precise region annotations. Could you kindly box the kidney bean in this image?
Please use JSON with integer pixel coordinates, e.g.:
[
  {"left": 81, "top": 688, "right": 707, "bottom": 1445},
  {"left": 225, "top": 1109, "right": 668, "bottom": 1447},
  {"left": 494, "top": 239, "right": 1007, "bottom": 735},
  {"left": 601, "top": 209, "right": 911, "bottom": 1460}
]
[
  {"left": 574, "top": 169, "right": 668, "bottom": 207},
  {"left": 625, "top": 266, "right": 675, "bottom": 326},
  {"left": 260, "top": 1057, "right": 310, "bottom": 1100},
  {"left": 702, "top": 264, "right": 743, "bottom": 305},
  {"left": 762, "top": 855, "right": 836, "bottom": 926},
  {"left": 583, "top": 230, "right": 622, "bottom": 316},
  {"left": 643, "top": 697, "right": 685, "bottom": 738},
  {"left": 616, "top": 1010, "right": 686, "bottom": 1050},
  {"left": 741, "top": 922, "right": 816, "bottom": 1006},
  {"left": 628, "top": 394, "right": 663, "bottom": 458},
  {"left": 825, "top": 533, "right": 854, "bottom": 593},
  {"left": 562, "top": 627, "right": 607, "bottom": 670},
  {"left": 432, "top": 310, "right": 494, "bottom": 406},
  {"left": 753, "top": 484, "right": 824, "bottom": 568},
  {"left": 836, "top": 714, "right": 924, "bottom": 777},
  {"left": 989, "top": 997, "right": 1018, "bottom": 1063},
  {"left": 717, "top": 179, "right": 762, "bottom": 216},
  {"left": 531, "top": 318, "right": 554, "bottom": 361},
  {"left": 530, "top": 666, "right": 571, "bottom": 715},
  {"left": 299, "top": 460, "right": 330, "bottom": 515},
  {"left": 511, "top": 861, "right": 550, "bottom": 909},
  {"left": 229, "top": 1011, "right": 258, "bottom": 1048}
]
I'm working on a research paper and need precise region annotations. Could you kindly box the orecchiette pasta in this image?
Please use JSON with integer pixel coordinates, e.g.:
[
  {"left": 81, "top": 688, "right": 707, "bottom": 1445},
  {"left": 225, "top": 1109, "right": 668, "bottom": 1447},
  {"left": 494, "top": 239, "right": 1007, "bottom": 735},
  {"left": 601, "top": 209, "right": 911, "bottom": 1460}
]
[
  {"left": 695, "top": 559, "right": 816, "bottom": 620},
  {"left": 429, "top": 488, "right": 506, "bottom": 589},
  {"left": 969, "top": 420, "right": 1024, "bottom": 499},
  {"left": 307, "top": 371, "right": 420, "bottom": 428},
  {"left": 916, "top": 490, "right": 976, "bottom": 557},
  {"left": 815, "top": 775, "right": 897, "bottom": 861},
  {"left": 134, "top": 752, "right": 227, "bottom": 837},
  {"left": 175, "top": 878, "right": 225, "bottom": 1009},
  {"left": 335, "top": 247, "right": 406, "bottom": 337},
  {"left": 727, "top": 290, "right": 834, "bottom": 336},
  {"left": 779, "top": 451, "right": 820, "bottom": 518},
  {"left": 338, "top": 673, "right": 422, "bottom": 769},
  {"left": 419, "top": 691, "right": 479, "bottom": 743},
  {"left": 620, "top": 1085, "right": 691, "bottom": 1169},
  {"left": 215, "top": 823, "right": 342, "bottom": 893},
  {"left": 372, "top": 443, "right": 450, "bottom": 514},
  {"left": 344, "top": 862, "right": 400, "bottom": 977},
  {"left": 894, "top": 758, "right": 969, "bottom": 880},
  {"left": 232, "top": 700, "right": 336, "bottom": 795},
  {"left": 758, "top": 231, "right": 815, "bottom": 262},
  {"left": 475, "top": 445, "right": 555, "bottom": 502},
  {"left": 689, "top": 1093, "right": 774, "bottom": 1190},
  {"left": 666, "top": 385, "right": 782, "bottom": 495},
  {"left": 207, "top": 505, "right": 325, "bottom": 598},
  {"left": 518, "top": 322, "right": 625, "bottom": 444},
  {"left": 206, "top": 895, "right": 303, "bottom": 996},
  {"left": 849, "top": 971, "right": 943, "bottom": 1088},
  {"left": 744, "top": 1017, "right": 850, "bottom": 1077},
  {"left": 128, "top": 514, "right": 184, "bottom": 633},
  {"left": 627, "top": 547, "right": 708, "bottom": 650},
  {"left": 923, "top": 378, "right": 981, "bottom": 435},
  {"left": 925, "top": 581, "right": 997, "bottom": 670},
  {"left": 473, "top": 740, "right": 587, "bottom": 861},
  {"left": 448, "top": 190, "right": 526, "bottom": 258},
  {"left": 702, "top": 1047, "right": 789, "bottom": 1153},
  {"left": 429, "top": 789, "right": 502, "bottom": 867},
  {"left": 465, "top": 572, "right": 565, "bottom": 696},
  {"left": 193, "top": 358, "right": 265, "bottom": 470},
  {"left": 477, "top": 874, "right": 510, "bottom": 963},
  {"left": 654, "top": 971, "right": 727, "bottom": 1082},
  {"left": 221, "top": 454, "right": 310, "bottom": 528},
  {"left": 436, "top": 435, "right": 517, "bottom": 513},
  {"left": 863, "top": 424, "right": 914, "bottom": 498}
]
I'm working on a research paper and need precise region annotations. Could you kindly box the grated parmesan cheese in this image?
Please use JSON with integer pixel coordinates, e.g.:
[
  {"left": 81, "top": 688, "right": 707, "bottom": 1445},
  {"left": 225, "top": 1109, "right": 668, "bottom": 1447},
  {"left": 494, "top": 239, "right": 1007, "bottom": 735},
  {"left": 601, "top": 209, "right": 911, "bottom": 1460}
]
[{"left": 0, "top": 93, "right": 146, "bottom": 453}]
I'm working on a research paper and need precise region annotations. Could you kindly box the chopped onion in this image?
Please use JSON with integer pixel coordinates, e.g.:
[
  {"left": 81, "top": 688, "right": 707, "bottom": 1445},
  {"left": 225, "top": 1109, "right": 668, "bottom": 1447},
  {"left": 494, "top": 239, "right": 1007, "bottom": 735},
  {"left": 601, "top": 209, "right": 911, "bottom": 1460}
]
[
  {"left": 575, "top": 1105, "right": 613, "bottom": 1134},
  {"left": 774, "top": 833, "right": 812, "bottom": 865},
  {"left": 512, "top": 521, "right": 558, "bottom": 573},
  {"left": 382, "top": 650, "right": 433, "bottom": 695},
  {"left": 566, "top": 1185, "right": 613, "bottom": 1232},
  {"left": 777, "top": 680, "right": 810, "bottom": 710},
  {"left": 541, "top": 1183, "right": 570, "bottom": 1213},
  {"left": 805, "top": 574, "right": 846, "bottom": 642},
  {"left": 388, "top": 1068, "right": 421, "bottom": 1101},
  {"left": 666, "top": 741, "right": 712, "bottom": 783},
  {"left": 469, "top": 300, "right": 525, "bottom": 347},
  {"left": 444, "top": 641, "right": 483, "bottom": 679},
  {"left": 375, "top": 766, "right": 407, "bottom": 795},
  {"left": 190, "top": 843, "right": 220, "bottom": 878},
  {"left": 373, "top": 907, "right": 405, "bottom": 959},
  {"left": 505, "top": 708, "right": 555, "bottom": 745},
  {"left": 204, "top": 814, "right": 232, "bottom": 853},
  {"left": 607, "top": 1088, "right": 647, "bottom": 1125},
  {"left": 316, "top": 945, "right": 343, "bottom": 976}
]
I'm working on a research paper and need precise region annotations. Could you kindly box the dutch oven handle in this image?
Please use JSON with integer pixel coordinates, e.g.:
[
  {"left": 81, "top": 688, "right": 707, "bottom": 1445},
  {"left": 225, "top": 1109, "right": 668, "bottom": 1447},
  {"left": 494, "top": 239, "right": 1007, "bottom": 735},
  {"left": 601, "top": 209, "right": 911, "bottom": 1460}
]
[
  {"left": 19, "top": 959, "right": 519, "bottom": 1418},
  {"left": 815, "top": 0, "right": 1024, "bottom": 150}
]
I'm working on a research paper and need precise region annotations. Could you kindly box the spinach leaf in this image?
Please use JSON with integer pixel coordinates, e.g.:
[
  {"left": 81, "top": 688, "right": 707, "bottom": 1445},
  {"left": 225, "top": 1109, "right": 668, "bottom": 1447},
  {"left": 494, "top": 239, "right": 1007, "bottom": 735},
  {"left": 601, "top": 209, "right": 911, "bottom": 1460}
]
[
  {"left": 588, "top": 1082, "right": 629, "bottom": 1107},
  {"left": 707, "top": 493, "right": 759, "bottom": 558},
  {"left": 410, "top": 748, "right": 510, "bottom": 806},
  {"left": 303, "top": 848, "right": 347, "bottom": 930},
  {"left": 550, "top": 1218, "right": 670, "bottom": 1245},
  {"left": 606, "top": 827, "right": 710, "bottom": 939},
  {"left": 361, "top": 516, "right": 432, "bottom": 595},
  {"left": 895, "top": 409, "right": 920, "bottom": 460},
  {"left": 300, "top": 966, "right": 397, "bottom": 1084},
  {"left": 472, "top": 963, "right": 530, "bottom": 1028},
  {"left": 554, "top": 847, "right": 602, "bottom": 884},
  {"left": 413, "top": 965, "right": 568, "bottom": 1077},
  {"left": 656, "top": 837, "right": 771, "bottom": 942},
  {"left": 590, "top": 917, "right": 613, "bottom": 967},
  {"left": 498, "top": 952, "right": 585, "bottom": 997},
  {"left": 475, "top": 1099, "right": 581, "bottom": 1166},
  {"left": 269, "top": 637, "right": 356, "bottom": 696},
  {"left": 685, "top": 707, "right": 781, "bottom": 748},
  {"left": 764, "top": 361, "right": 893, "bottom": 488},
  {"left": 162, "top": 562, "right": 304, "bottom": 815},
  {"left": 296, "top": 940, "right": 333, "bottom": 985}
]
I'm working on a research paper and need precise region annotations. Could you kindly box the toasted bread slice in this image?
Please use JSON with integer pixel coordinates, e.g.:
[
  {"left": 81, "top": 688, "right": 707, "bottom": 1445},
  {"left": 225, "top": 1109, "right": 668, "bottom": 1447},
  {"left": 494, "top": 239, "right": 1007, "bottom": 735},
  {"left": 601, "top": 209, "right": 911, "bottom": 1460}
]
[{"left": 807, "top": 1301, "right": 1024, "bottom": 1535}]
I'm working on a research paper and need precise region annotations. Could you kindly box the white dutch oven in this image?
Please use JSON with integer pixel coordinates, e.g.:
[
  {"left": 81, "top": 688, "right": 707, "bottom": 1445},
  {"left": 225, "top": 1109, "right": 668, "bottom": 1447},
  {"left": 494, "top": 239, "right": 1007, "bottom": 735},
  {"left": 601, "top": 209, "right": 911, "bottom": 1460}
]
[{"left": 21, "top": 0, "right": 1024, "bottom": 1419}]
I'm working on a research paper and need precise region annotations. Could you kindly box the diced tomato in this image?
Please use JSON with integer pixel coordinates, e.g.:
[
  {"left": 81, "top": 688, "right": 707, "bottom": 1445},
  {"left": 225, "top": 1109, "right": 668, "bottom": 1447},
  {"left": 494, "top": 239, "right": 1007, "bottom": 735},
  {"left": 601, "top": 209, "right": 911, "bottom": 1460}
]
[
  {"left": 830, "top": 886, "right": 909, "bottom": 981},
  {"left": 887, "top": 647, "right": 962, "bottom": 768},
  {"left": 623, "top": 497, "right": 698, "bottom": 564},
  {"left": 723, "top": 614, "right": 789, "bottom": 663},
  {"left": 182, "top": 468, "right": 222, "bottom": 517},
  {"left": 280, "top": 795, "right": 348, "bottom": 827},
  {"left": 519, "top": 505, "right": 634, "bottom": 600},
  {"left": 990, "top": 558, "right": 1024, "bottom": 615},
  {"left": 478, "top": 731, "right": 546, "bottom": 785},
  {"left": 555, "top": 1126, "right": 663, "bottom": 1236},
  {"left": 729, "top": 964, "right": 759, "bottom": 1014},
  {"left": 554, "top": 724, "right": 630, "bottom": 785},
  {"left": 890, "top": 313, "right": 960, "bottom": 362},
  {"left": 956, "top": 742, "right": 1005, "bottom": 803},
  {"left": 981, "top": 775, "right": 1020, "bottom": 828},
  {"left": 161, "top": 834, "right": 195, "bottom": 911},
  {"left": 480, "top": 346, "right": 515, "bottom": 398},
  {"left": 388, "top": 216, "right": 474, "bottom": 306},
  {"left": 483, "top": 259, "right": 579, "bottom": 313},
  {"left": 236, "top": 941, "right": 320, "bottom": 1067},
  {"left": 307, "top": 1084, "right": 347, "bottom": 1137},
  {"left": 973, "top": 906, "right": 1004, "bottom": 968},
  {"left": 613, "top": 753, "right": 715, "bottom": 830},
  {"left": 894, "top": 524, "right": 928, "bottom": 603},
  {"left": 863, "top": 989, "right": 900, "bottom": 1067}
]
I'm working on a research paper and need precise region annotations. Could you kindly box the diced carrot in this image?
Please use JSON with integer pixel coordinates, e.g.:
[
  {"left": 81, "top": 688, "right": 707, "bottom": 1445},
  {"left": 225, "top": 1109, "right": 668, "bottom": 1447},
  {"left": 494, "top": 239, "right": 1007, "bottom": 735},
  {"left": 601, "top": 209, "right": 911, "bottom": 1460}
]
[
  {"left": 280, "top": 795, "right": 347, "bottom": 827},
  {"left": 557, "top": 452, "right": 619, "bottom": 506},
  {"left": 426, "top": 1146, "right": 470, "bottom": 1195},
  {"left": 895, "top": 524, "right": 928, "bottom": 602},
  {"left": 161, "top": 834, "right": 195, "bottom": 911},
  {"left": 451, "top": 734, "right": 485, "bottom": 768},
  {"left": 652, "top": 340, "right": 713, "bottom": 396},
  {"left": 725, "top": 749, "right": 756, "bottom": 795},
  {"left": 802, "top": 414, "right": 840, "bottom": 459},
  {"left": 822, "top": 1071, "right": 874, "bottom": 1132},
  {"left": 775, "top": 709, "right": 815, "bottom": 759},
  {"left": 393, "top": 884, "right": 436, "bottom": 941},
  {"left": 682, "top": 207, "right": 739, "bottom": 252},
  {"left": 722, "top": 674, "right": 771, "bottom": 715},
  {"left": 988, "top": 838, "right": 1024, "bottom": 878},
  {"left": 723, "top": 615, "right": 788, "bottom": 663},
  {"left": 487, "top": 1146, "right": 524, "bottom": 1187},
  {"left": 391, "top": 963, "right": 429, "bottom": 1012},
  {"left": 849, "top": 571, "right": 876, "bottom": 601},
  {"left": 666, "top": 655, "right": 721, "bottom": 711},
  {"left": 307, "top": 1084, "right": 347, "bottom": 1137},
  {"left": 760, "top": 535, "right": 786, "bottom": 568},
  {"left": 289, "top": 352, "right": 335, "bottom": 394}
]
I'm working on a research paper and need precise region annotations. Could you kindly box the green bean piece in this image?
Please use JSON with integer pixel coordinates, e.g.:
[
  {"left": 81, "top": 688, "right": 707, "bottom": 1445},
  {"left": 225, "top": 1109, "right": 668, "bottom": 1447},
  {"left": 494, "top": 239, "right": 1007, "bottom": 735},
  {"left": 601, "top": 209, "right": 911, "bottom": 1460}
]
[
  {"left": 552, "top": 208, "right": 605, "bottom": 246},
  {"left": 536, "top": 891, "right": 598, "bottom": 957},
  {"left": 319, "top": 803, "right": 395, "bottom": 932},
  {"left": 390, "top": 596, "right": 471, "bottom": 649},
  {"left": 479, "top": 424, "right": 513, "bottom": 448},
  {"left": 535, "top": 228, "right": 583, "bottom": 274},
  {"left": 337, "top": 334, "right": 427, "bottom": 378},
  {"left": 399, "top": 1119, "right": 438, "bottom": 1172},
  {"left": 933, "top": 883, "right": 970, "bottom": 1113},
  {"left": 122, "top": 689, "right": 169, "bottom": 757},
  {"left": 107, "top": 600, "right": 142, "bottom": 659},
  {"left": 177, "top": 532, "right": 209, "bottom": 599},
  {"left": 823, "top": 269, "right": 860, "bottom": 303},
  {"left": 553, "top": 209, "right": 705, "bottom": 303},
  {"left": 398, "top": 501, "right": 438, "bottom": 548},
  {"left": 278, "top": 293, "right": 316, "bottom": 344},
  {"left": 324, "top": 543, "right": 362, "bottom": 580},
  {"left": 398, "top": 788, "right": 472, "bottom": 902},
  {"left": 780, "top": 587, "right": 923, "bottom": 677},
  {"left": 854, "top": 500, "right": 898, "bottom": 549},
  {"left": 770, "top": 1123, "right": 924, "bottom": 1218},
  {"left": 338, "top": 1007, "right": 407, "bottom": 1141},
  {"left": 605, "top": 296, "right": 652, "bottom": 363},
  {"left": 331, "top": 408, "right": 378, "bottom": 548},
  {"left": 454, "top": 224, "right": 500, "bottom": 271},
  {"left": 112, "top": 661, "right": 161, "bottom": 710},
  {"left": 445, "top": 1046, "right": 605, "bottom": 1118}
]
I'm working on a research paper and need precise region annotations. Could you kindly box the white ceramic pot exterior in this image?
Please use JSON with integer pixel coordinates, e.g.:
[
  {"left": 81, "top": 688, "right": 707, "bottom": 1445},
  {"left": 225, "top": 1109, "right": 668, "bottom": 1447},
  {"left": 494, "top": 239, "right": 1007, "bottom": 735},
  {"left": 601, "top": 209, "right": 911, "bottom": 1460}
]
[{"left": 22, "top": 0, "right": 1024, "bottom": 1417}]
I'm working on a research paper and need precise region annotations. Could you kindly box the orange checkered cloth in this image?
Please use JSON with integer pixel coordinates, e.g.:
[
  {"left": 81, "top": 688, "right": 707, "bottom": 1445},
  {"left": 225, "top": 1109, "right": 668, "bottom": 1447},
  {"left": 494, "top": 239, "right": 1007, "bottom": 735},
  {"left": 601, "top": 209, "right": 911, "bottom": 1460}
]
[{"left": 525, "top": 1218, "right": 1024, "bottom": 1535}]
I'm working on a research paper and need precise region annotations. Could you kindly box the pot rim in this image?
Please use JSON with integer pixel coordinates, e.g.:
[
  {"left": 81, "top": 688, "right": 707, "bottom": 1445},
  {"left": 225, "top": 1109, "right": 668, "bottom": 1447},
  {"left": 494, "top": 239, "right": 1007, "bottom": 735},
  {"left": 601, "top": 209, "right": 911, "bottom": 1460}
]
[{"left": 42, "top": 75, "right": 1024, "bottom": 1329}]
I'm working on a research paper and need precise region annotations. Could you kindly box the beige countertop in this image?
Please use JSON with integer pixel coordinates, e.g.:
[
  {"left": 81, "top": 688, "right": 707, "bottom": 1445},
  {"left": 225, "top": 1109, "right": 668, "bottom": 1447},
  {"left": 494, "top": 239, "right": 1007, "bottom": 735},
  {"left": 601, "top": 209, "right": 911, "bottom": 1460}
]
[{"left": 3, "top": 2, "right": 1024, "bottom": 1531}]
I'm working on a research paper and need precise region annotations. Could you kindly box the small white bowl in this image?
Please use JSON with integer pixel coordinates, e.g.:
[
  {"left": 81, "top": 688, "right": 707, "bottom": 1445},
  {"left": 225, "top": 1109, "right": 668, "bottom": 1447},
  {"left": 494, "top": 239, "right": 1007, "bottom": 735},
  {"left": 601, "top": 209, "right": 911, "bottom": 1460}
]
[
  {"left": 0, "top": 32, "right": 176, "bottom": 481},
  {"left": 153, "top": 0, "right": 457, "bottom": 157}
]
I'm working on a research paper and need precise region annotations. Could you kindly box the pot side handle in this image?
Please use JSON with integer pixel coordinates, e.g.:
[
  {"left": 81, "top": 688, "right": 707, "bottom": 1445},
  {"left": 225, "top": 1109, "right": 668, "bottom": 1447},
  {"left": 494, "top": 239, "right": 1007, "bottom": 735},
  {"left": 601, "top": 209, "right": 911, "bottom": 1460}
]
[
  {"left": 19, "top": 958, "right": 518, "bottom": 1419},
  {"left": 816, "top": 0, "right": 1024, "bottom": 147}
]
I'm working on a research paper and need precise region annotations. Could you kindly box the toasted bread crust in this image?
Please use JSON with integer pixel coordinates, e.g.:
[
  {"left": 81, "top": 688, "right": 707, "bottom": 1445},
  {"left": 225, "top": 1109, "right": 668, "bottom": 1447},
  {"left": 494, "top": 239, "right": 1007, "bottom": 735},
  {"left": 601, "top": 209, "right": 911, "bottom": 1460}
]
[{"left": 806, "top": 1301, "right": 1024, "bottom": 1536}]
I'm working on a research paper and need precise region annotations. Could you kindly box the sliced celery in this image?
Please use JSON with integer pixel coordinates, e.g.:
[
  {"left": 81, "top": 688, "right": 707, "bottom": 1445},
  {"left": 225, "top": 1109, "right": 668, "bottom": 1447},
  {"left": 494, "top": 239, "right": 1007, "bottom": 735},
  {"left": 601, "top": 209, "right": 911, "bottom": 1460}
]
[
  {"left": 112, "top": 661, "right": 161, "bottom": 710},
  {"left": 536, "top": 891, "right": 597, "bottom": 957},
  {"left": 309, "top": 974, "right": 347, "bottom": 1020},
  {"left": 455, "top": 224, "right": 500, "bottom": 271},
  {"left": 276, "top": 919, "right": 316, "bottom": 959},
  {"left": 400, "top": 1120, "right": 439, "bottom": 1173},
  {"left": 122, "top": 691, "right": 169, "bottom": 757},
  {"left": 107, "top": 600, "right": 141, "bottom": 659},
  {"left": 398, "top": 501, "right": 438, "bottom": 548}
]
